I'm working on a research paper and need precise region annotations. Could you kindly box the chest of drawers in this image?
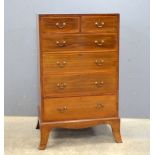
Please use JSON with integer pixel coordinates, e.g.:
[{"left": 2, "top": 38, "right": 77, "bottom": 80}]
[{"left": 37, "top": 14, "right": 122, "bottom": 150}]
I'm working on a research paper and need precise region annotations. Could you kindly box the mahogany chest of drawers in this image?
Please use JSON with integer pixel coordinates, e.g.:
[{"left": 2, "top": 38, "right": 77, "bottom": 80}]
[{"left": 37, "top": 14, "right": 122, "bottom": 150}]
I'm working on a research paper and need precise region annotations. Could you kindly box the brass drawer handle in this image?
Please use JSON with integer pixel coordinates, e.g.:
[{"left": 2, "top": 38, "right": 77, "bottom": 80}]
[
  {"left": 57, "top": 83, "right": 67, "bottom": 89},
  {"left": 56, "top": 61, "right": 67, "bottom": 68},
  {"left": 94, "top": 81, "right": 104, "bottom": 87},
  {"left": 57, "top": 106, "right": 67, "bottom": 113},
  {"left": 56, "top": 41, "right": 66, "bottom": 47},
  {"left": 96, "top": 103, "right": 104, "bottom": 110},
  {"left": 95, "top": 22, "right": 105, "bottom": 28},
  {"left": 94, "top": 40, "right": 105, "bottom": 46},
  {"left": 55, "top": 22, "right": 66, "bottom": 29},
  {"left": 95, "top": 59, "right": 104, "bottom": 66}
]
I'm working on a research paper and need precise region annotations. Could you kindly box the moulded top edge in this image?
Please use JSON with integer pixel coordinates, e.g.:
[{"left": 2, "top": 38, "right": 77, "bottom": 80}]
[{"left": 38, "top": 13, "right": 120, "bottom": 17}]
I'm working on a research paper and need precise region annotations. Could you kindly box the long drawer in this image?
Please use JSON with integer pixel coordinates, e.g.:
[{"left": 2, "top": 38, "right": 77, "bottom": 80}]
[
  {"left": 41, "top": 34, "right": 117, "bottom": 51},
  {"left": 43, "top": 72, "right": 117, "bottom": 98},
  {"left": 43, "top": 95, "right": 118, "bottom": 121},
  {"left": 42, "top": 51, "right": 118, "bottom": 74}
]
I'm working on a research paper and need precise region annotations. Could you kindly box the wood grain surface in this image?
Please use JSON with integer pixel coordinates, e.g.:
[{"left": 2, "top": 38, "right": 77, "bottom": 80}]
[
  {"left": 41, "top": 34, "right": 117, "bottom": 51},
  {"left": 42, "top": 51, "right": 118, "bottom": 74},
  {"left": 43, "top": 95, "right": 117, "bottom": 121},
  {"left": 38, "top": 14, "right": 121, "bottom": 149}
]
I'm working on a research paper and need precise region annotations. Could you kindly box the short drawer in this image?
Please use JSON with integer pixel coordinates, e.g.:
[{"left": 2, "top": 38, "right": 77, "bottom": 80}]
[
  {"left": 42, "top": 52, "right": 118, "bottom": 74},
  {"left": 39, "top": 16, "right": 80, "bottom": 33},
  {"left": 43, "top": 72, "right": 117, "bottom": 98},
  {"left": 43, "top": 95, "right": 118, "bottom": 121},
  {"left": 41, "top": 34, "right": 117, "bottom": 51},
  {"left": 81, "top": 15, "right": 119, "bottom": 33}
]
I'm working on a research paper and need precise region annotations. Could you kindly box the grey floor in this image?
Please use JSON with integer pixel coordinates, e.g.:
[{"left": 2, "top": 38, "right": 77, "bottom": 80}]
[{"left": 5, "top": 117, "right": 149, "bottom": 155}]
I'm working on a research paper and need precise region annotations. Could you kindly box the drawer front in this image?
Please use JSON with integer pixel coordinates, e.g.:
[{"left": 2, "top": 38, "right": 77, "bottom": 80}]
[
  {"left": 42, "top": 52, "right": 118, "bottom": 74},
  {"left": 39, "top": 16, "right": 80, "bottom": 33},
  {"left": 43, "top": 72, "right": 117, "bottom": 97},
  {"left": 81, "top": 15, "right": 118, "bottom": 33},
  {"left": 43, "top": 95, "right": 117, "bottom": 121},
  {"left": 41, "top": 34, "right": 117, "bottom": 51}
]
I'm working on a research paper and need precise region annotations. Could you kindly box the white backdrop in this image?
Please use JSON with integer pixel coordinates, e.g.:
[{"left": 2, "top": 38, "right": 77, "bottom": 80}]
[{"left": 4, "top": 0, "right": 150, "bottom": 118}]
